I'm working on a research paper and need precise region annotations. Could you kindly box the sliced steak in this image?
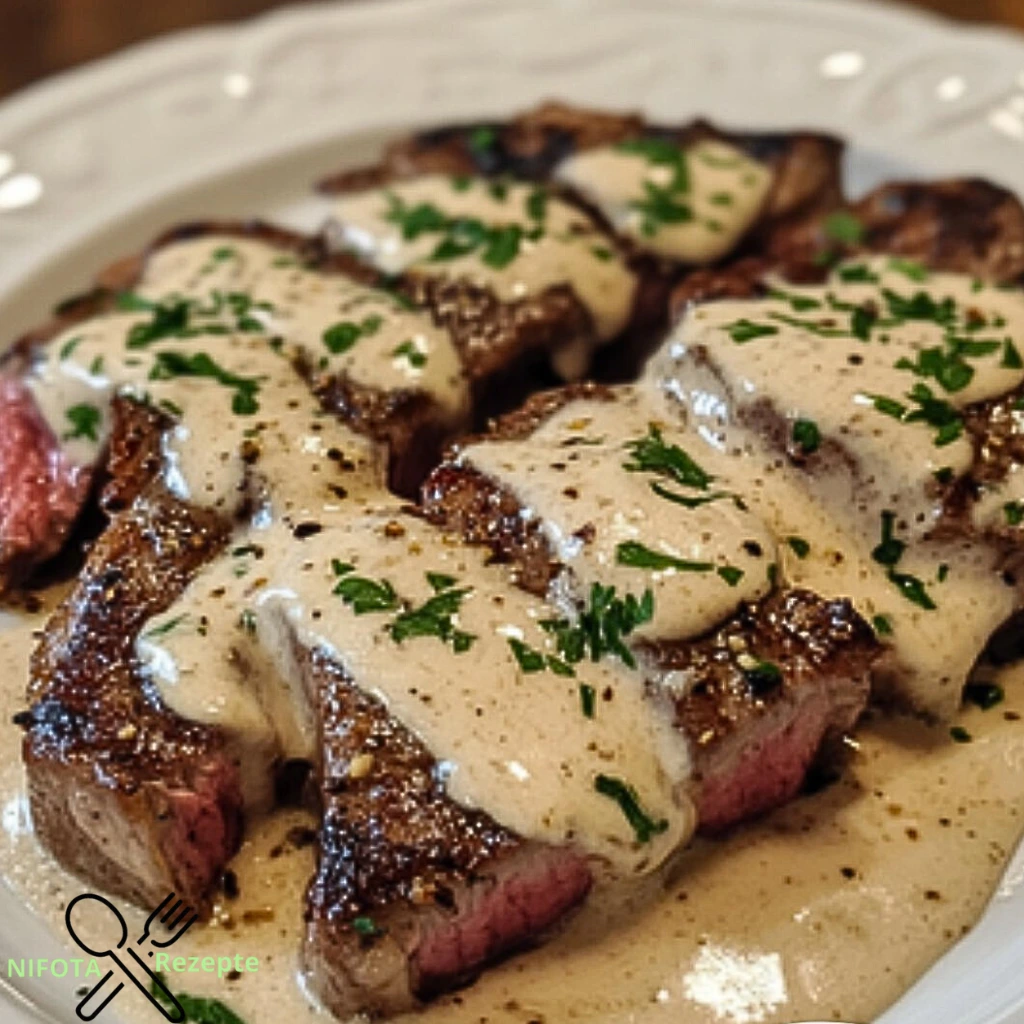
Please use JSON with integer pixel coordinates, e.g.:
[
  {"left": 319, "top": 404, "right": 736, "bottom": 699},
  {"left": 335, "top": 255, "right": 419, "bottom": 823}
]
[
  {"left": 0, "top": 220, "right": 473, "bottom": 591},
  {"left": 642, "top": 589, "right": 873, "bottom": 832},
  {"left": 422, "top": 384, "right": 877, "bottom": 830},
  {"left": 661, "top": 192, "right": 1024, "bottom": 718},
  {"left": 21, "top": 476, "right": 239, "bottom": 911},
  {"left": 766, "top": 177, "right": 1024, "bottom": 283},
  {"left": 302, "top": 646, "right": 592, "bottom": 1019},
  {"left": 0, "top": 376, "right": 93, "bottom": 593},
  {"left": 319, "top": 100, "right": 843, "bottom": 259}
]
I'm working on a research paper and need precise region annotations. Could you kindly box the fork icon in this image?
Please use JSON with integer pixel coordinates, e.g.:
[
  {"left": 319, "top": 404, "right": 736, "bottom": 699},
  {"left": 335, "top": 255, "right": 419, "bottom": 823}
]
[{"left": 66, "top": 891, "right": 197, "bottom": 1022}]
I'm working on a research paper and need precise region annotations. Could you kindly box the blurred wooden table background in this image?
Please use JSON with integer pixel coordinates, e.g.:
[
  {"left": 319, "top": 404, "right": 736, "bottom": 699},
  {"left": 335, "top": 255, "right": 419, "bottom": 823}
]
[{"left": 1, "top": 0, "right": 1023, "bottom": 101}]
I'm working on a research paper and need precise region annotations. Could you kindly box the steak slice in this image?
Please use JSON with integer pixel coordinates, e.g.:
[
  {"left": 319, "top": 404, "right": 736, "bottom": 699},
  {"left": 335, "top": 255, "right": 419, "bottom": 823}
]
[
  {"left": 765, "top": 177, "right": 1024, "bottom": 283},
  {"left": 0, "top": 220, "right": 472, "bottom": 591},
  {"left": 319, "top": 100, "right": 843, "bottom": 260},
  {"left": 641, "top": 588, "right": 873, "bottom": 832},
  {"left": 302, "top": 646, "right": 592, "bottom": 1019},
  {"left": 0, "top": 376, "right": 93, "bottom": 593},
  {"left": 21, "top": 476, "right": 239, "bottom": 911},
  {"left": 422, "top": 384, "right": 877, "bottom": 831}
]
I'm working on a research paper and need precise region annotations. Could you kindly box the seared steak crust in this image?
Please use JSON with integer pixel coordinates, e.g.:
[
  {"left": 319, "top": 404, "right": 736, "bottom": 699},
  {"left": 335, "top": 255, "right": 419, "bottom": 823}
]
[
  {"left": 767, "top": 177, "right": 1024, "bottom": 283},
  {"left": 22, "top": 478, "right": 239, "bottom": 911},
  {"left": 303, "top": 647, "right": 592, "bottom": 1018},
  {"left": 641, "top": 589, "right": 874, "bottom": 831}
]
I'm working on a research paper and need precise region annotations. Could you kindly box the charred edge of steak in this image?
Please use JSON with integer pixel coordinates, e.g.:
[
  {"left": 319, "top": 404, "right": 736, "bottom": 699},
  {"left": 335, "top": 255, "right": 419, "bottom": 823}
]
[
  {"left": 421, "top": 382, "right": 615, "bottom": 593},
  {"left": 302, "top": 647, "right": 592, "bottom": 1018},
  {"left": 101, "top": 396, "right": 174, "bottom": 515},
  {"left": 402, "top": 273, "right": 598, "bottom": 385},
  {"left": 767, "top": 177, "right": 1024, "bottom": 284},
  {"left": 640, "top": 588, "right": 876, "bottom": 833},
  {"left": 21, "top": 486, "right": 241, "bottom": 911}
]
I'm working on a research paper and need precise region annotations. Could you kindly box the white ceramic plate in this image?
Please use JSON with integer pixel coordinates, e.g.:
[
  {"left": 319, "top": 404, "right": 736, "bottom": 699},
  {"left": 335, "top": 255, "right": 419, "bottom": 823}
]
[{"left": 2, "top": 0, "right": 1024, "bottom": 1021}]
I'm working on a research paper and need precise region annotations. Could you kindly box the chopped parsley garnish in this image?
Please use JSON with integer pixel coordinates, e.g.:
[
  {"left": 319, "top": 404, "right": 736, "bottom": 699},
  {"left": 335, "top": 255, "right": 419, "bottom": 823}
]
[
  {"left": 872, "top": 613, "right": 893, "bottom": 636},
  {"left": 823, "top": 211, "right": 864, "bottom": 246},
  {"left": 507, "top": 637, "right": 546, "bottom": 673},
  {"left": 964, "top": 681, "right": 1004, "bottom": 711},
  {"left": 149, "top": 350, "right": 262, "bottom": 415},
  {"left": 467, "top": 125, "right": 498, "bottom": 158},
  {"left": 791, "top": 418, "right": 821, "bottom": 455},
  {"left": 507, "top": 636, "right": 574, "bottom": 678},
  {"left": 58, "top": 335, "right": 84, "bottom": 361},
  {"left": 870, "top": 511, "right": 937, "bottom": 610},
  {"left": 63, "top": 403, "right": 102, "bottom": 443},
  {"left": 526, "top": 188, "right": 547, "bottom": 222},
  {"left": 895, "top": 345, "right": 975, "bottom": 393},
  {"left": 726, "top": 319, "right": 779, "bottom": 343},
  {"left": 392, "top": 340, "right": 427, "bottom": 369},
  {"left": 786, "top": 536, "right": 810, "bottom": 559},
  {"left": 864, "top": 383, "right": 964, "bottom": 447},
  {"left": 383, "top": 189, "right": 537, "bottom": 270},
  {"left": 120, "top": 290, "right": 270, "bottom": 349},
  {"left": 615, "top": 137, "right": 693, "bottom": 236},
  {"left": 616, "top": 540, "right": 714, "bottom": 574},
  {"left": 838, "top": 263, "right": 880, "bottom": 284},
  {"left": 623, "top": 423, "right": 713, "bottom": 490},
  {"left": 426, "top": 571, "right": 457, "bottom": 592},
  {"left": 579, "top": 683, "right": 597, "bottom": 718},
  {"left": 541, "top": 583, "right": 653, "bottom": 671},
  {"left": 630, "top": 181, "right": 693, "bottom": 236},
  {"left": 871, "top": 510, "right": 906, "bottom": 567},
  {"left": 323, "top": 314, "right": 384, "bottom": 355},
  {"left": 1002, "top": 338, "right": 1024, "bottom": 369},
  {"left": 594, "top": 774, "right": 668, "bottom": 845},
  {"left": 150, "top": 972, "right": 246, "bottom": 1024},
  {"left": 389, "top": 575, "right": 476, "bottom": 653},
  {"left": 949, "top": 725, "right": 972, "bottom": 744},
  {"left": 1004, "top": 501, "right": 1024, "bottom": 527},
  {"left": 888, "top": 258, "right": 929, "bottom": 283},
  {"left": 741, "top": 658, "right": 782, "bottom": 693},
  {"left": 332, "top": 560, "right": 400, "bottom": 614},
  {"left": 768, "top": 288, "right": 822, "bottom": 312},
  {"left": 142, "top": 614, "right": 189, "bottom": 641},
  {"left": 352, "top": 916, "right": 384, "bottom": 938},
  {"left": 717, "top": 565, "right": 745, "bottom": 587}
]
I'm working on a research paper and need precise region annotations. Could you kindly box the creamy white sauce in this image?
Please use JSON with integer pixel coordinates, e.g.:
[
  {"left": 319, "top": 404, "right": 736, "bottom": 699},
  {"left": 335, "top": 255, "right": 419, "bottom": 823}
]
[
  {"left": 556, "top": 138, "right": 772, "bottom": 264},
  {"left": 651, "top": 257, "right": 1024, "bottom": 720},
  {"left": 328, "top": 175, "right": 637, "bottom": 377},
  {"left": 139, "top": 508, "right": 693, "bottom": 874},
  {"left": 140, "top": 237, "right": 468, "bottom": 420},
  {"left": 461, "top": 388, "right": 776, "bottom": 641},
  {"left": 3, "top": 598, "right": 1023, "bottom": 1024},
  {"left": 25, "top": 234, "right": 467, "bottom": 512}
]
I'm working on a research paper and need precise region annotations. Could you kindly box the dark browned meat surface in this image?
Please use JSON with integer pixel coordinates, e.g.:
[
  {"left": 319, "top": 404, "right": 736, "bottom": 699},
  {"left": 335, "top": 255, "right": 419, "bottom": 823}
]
[
  {"left": 642, "top": 589, "right": 874, "bottom": 832},
  {"left": 422, "top": 384, "right": 878, "bottom": 833},
  {"left": 319, "top": 100, "right": 844, "bottom": 261},
  {"left": 766, "top": 177, "right": 1024, "bottom": 283},
  {"left": 21, "top": 450, "right": 239, "bottom": 911},
  {"left": 302, "top": 647, "right": 592, "bottom": 1019}
]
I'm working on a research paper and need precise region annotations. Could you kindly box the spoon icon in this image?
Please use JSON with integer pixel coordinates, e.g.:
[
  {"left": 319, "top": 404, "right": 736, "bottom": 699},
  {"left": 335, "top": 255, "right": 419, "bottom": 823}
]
[{"left": 65, "top": 893, "right": 186, "bottom": 1022}]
